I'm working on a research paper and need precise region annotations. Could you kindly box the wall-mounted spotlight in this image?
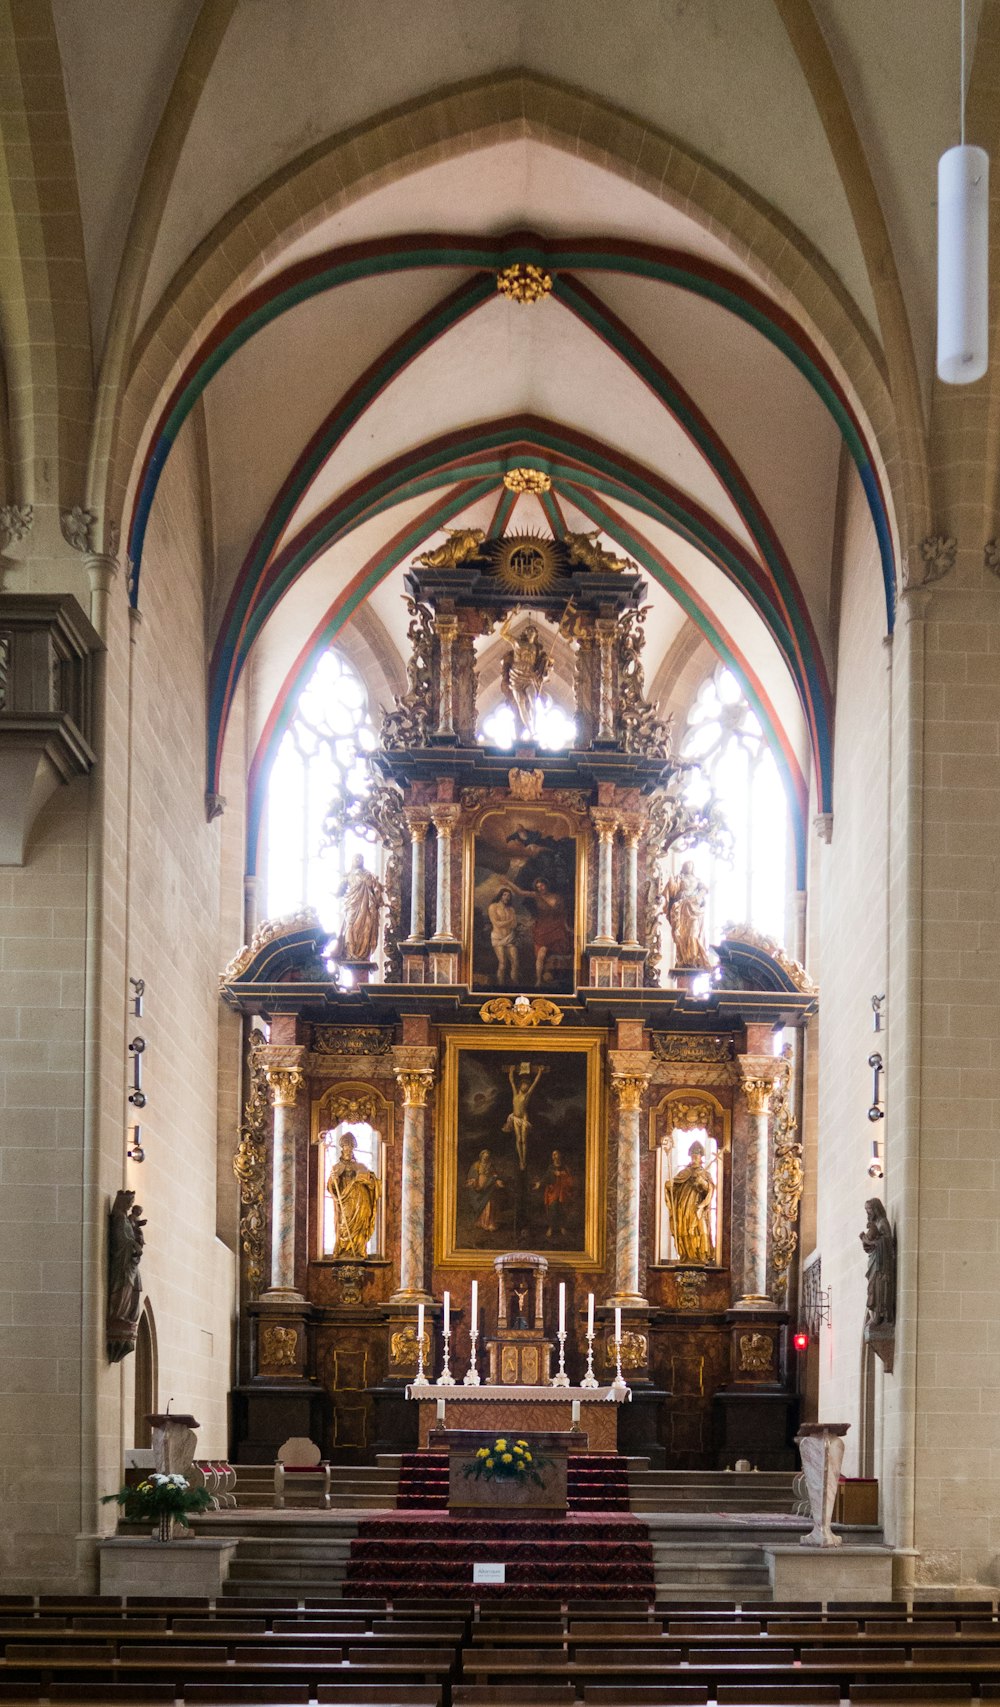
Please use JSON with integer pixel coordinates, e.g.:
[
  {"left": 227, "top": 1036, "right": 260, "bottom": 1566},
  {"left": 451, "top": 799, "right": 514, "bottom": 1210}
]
[
  {"left": 868, "top": 1137, "right": 885, "bottom": 1181},
  {"left": 127, "top": 978, "right": 147, "bottom": 1154},
  {"left": 868, "top": 1052, "right": 885, "bottom": 1123}
]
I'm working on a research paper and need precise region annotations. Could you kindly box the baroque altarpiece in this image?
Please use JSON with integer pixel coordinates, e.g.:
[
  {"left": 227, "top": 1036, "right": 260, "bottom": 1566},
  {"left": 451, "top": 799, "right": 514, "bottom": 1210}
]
[{"left": 221, "top": 527, "right": 817, "bottom": 1468}]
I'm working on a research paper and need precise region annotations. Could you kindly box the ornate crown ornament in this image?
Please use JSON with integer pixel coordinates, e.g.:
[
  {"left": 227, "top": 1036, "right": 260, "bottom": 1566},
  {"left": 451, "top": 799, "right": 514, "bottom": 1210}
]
[
  {"left": 503, "top": 468, "right": 552, "bottom": 494},
  {"left": 496, "top": 262, "right": 553, "bottom": 305}
]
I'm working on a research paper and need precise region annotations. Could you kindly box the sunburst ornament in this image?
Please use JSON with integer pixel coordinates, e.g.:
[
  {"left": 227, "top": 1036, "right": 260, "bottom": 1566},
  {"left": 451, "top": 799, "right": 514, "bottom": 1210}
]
[
  {"left": 503, "top": 468, "right": 552, "bottom": 494},
  {"left": 492, "top": 530, "right": 560, "bottom": 594},
  {"left": 496, "top": 262, "right": 553, "bottom": 305}
]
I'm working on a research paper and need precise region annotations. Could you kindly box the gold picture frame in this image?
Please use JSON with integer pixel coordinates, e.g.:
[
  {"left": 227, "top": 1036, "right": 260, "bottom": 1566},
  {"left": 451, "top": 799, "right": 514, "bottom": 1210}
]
[
  {"left": 435, "top": 1027, "right": 605, "bottom": 1270},
  {"left": 463, "top": 801, "right": 588, "bottom": 995}
]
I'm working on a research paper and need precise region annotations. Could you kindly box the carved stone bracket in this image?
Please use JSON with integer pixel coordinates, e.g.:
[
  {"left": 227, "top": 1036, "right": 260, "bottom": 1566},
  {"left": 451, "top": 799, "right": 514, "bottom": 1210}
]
[
  {"left": 0, "top": 593, "right": 101, "bottom": 864},
  {"left": 901, "top": 533, "right": 956, "bottom": 589}
]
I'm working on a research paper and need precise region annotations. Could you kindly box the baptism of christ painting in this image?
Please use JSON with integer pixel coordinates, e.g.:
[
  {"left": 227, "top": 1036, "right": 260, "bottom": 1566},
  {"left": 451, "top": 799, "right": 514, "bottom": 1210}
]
[
  {"left": 435, "top": 1030, "right": 604, "bottom": 1269},
  {"left": 470, "top": 805, "right": 580, "bottom": 994}
]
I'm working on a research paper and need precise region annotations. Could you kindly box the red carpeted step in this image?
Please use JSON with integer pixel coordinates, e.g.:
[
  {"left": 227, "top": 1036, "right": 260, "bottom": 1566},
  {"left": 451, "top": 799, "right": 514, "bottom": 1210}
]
[{"left": 344, "top": 1506, "right": 655, "bottom": 1603}]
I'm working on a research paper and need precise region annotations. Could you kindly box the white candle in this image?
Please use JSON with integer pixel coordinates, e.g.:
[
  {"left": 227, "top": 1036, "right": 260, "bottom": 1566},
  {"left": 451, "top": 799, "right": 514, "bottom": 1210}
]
[
  {"left": 614, "top": 1305, "right": 622, "bottom": 1348},
  {"left": 470, "top": 1279, "right": 478, "bottom": 1325},
  {"left": 572, "top": 1399, "right": 581, "bottom": 1424},
  {"left": 417, "top": 1302, "right": 425, "bottom": 1345},
  {"left": 436, "top": 1397, "right": 446, "bottom": 1422},
  {"left": 443, "top": 1290, "right": 450, "bottom": 1334},
  {"left": 587, "top": 1292, "right": 594, "bottom": 1337},
  {"left": 558, "top": 1281, "right": 566, "bottom": 1332}
]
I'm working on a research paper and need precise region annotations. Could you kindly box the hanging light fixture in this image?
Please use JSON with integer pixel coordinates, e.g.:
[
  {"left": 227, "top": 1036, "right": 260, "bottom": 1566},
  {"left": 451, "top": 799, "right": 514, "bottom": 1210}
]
[{"left": 937, "top": 0, "right": 989, "bottom": 383}]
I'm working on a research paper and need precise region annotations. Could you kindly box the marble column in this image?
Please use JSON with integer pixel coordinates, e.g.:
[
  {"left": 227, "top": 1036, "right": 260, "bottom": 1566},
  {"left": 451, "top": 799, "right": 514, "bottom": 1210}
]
[
  {"left": 737, "top": 1056, "right": 778, "bottom": 1304},
  {"left": 405, "top": 816, "right": 429, "bottom": 942},
  {"left": 621, "top": 826, "right": 640, "bottom": 947},
  {"left": 434, "top": 614, "right": 458, "bottom": 739},
  {"left": 430, "top": 806, "right": 460, "bottom": 941},
  {"left": 264, "top": 1064, "right": 305, "bottom": 1297},
  {"left": 590, "top": 809, "right": 618, "bottom": 946},
  {"left": 608, "top": 1051, "right": 653, "bottom": 1304},
  {"left": 390, "top": 1050, "right": 436, "bottom": 1301}
]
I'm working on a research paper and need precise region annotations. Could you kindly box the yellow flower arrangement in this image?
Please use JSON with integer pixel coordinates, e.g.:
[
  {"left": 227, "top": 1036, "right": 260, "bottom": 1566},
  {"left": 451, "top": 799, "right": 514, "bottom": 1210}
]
[{"left": 462, "top": 1433, "right": 552, "bottom": 1486}]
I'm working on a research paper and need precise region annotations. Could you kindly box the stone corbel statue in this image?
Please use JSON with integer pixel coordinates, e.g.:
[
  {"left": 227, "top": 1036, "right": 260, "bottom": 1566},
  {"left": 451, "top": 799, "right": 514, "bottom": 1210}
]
[
  {"left": 107, "top": 1189, "right": 145, "bottom": 1363},
  {"left": 860, "top": 1196, "right": 896, "bottom": 1372}
]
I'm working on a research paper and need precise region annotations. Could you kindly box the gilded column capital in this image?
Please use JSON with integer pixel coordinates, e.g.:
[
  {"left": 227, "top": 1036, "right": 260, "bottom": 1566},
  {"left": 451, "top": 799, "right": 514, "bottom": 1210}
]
[
  {"left": 259, "top": 1044, "right": 308, "bottom": 1108},
  {"left": 392, "top": 1045, "right": 438, "bottom": 1106},
  {"left": 590, "top": 806, "right": 619, "bottom": 841},
  {"left": 429, "top": 803, "right": 462, "bottom": 834},
  {"left": 406, "top": 811, "right": 431, "bottom": 842},
  {"left": 434, "top": 613, "right": 459, "bottom": 639},
  {"left": 738, "top": 1053, "right": 780, "bottom": 1117},
  {"left": 609, "top": 1048, "right": 654, "bottom": 1111}
]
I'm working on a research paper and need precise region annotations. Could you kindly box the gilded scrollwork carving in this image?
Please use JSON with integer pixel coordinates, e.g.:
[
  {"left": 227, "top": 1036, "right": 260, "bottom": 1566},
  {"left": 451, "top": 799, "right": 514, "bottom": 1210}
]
[
  {"left": 233, "top": 1028, "right": 270, "bottom": 1300},
  {"left": 311, "top": 1025, "right": 393, "bottom": 1056},
  {"left": 222, "top": 907, "right": 325, "bottom": 983},
  {"left": 606, "top": 1331, "right": 648, "bottom": 1370},
  {"left": 721, "top": 923, "right": 817, "bottom": 994},
  {"left": 381, "top": 597, "right": 435, "bottom": 748},
  {"left": 390, "top": 1326, "right": 431, "bottom": 1365},
  {"left": 675, "top": 1270, "right": 708, "bottom": 1310},
  {"left": 260, "top": 1325, "right": 298, "bottom": 1368},
  {"left": 770, "top": 1059, "right": 804, "bottom": 1296},
  {"left": 479, "top": 995, "right": 564, "bottom": 1028},
  {"left": 652, "top": 1033, "right": 736, "bottom": 1066},
  {"left": 508, "top": 766, "right": 545, "bottom": 799},
  {"left": 496, "top": 262, "right": 553, "bottom": 304},
  {"left": 616, "top": 606, "right": 673, "bottom": 757},
  {"left": 738, "top": 1330, "right": 774, "bottom": 1375}
]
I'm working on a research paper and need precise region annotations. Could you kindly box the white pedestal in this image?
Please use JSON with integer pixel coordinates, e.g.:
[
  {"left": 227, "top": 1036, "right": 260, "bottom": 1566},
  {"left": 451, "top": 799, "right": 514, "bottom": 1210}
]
[
  {"left": 796, "top": 1422, "right": 848, "bottom": 1547},
  {"left": 765, "top": 1543, "right": 896, "bottom": 1602},
  {"left": 98, "top": 1538, "right": 236, "bottom": 1598}
]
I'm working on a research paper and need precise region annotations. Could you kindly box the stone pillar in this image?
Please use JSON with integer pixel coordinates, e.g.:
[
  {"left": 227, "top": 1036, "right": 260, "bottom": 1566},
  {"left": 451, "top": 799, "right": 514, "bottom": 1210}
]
[
  {"left": 621, "top": 824, "right": 640, "bottom": 947},
  {"left": 737, "top": 1055, "right": 778, "bottom": 1304},
  {"left": 608, "top": 1050, "right": 654, "bottom": 1305},
  {"left": 390, "top": 1048, "right": 437, "bottom": 1301},
  {"left": 434, "top": 614, "right": 458, "bottom": 740},
  {"left": 590, "top": 809, "right": 618, "bottom": 946},
  {"left": 263, "top": 1059, "right": 306, "bottom": 1298},
  {"left": 430, "top": 805, "right": 460, "bottom": 941},
  {"left": 405, "top": 816, "right": 429, "bottom": 942},
  {"left": 595, "top": 616, "right": 617, "bottom": 743}
]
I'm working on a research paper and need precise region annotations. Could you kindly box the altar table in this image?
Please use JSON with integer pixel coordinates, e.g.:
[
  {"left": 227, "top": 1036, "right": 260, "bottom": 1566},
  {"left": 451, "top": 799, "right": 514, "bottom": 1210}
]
[{"left": 408, "top": 1383, "right": 626, "bottom": 1450}]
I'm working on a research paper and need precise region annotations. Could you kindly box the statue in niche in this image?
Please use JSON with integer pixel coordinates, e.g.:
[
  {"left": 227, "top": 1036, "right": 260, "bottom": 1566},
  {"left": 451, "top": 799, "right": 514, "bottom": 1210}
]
[
  {"left": 326, "top": 1130, "right": 381, "bottom": 1258},
  {"left": 107, "top": 1190, "right": 146, "bottom": 1363},
  {"left": 665, "top": 859, "right": 713, "bottom": 969},
  {"left": 413, "top": 527, "right": 485, "bottom": 569},
  {"left": 665, "top": 1139, "right": 715, "bottom": 1264},
  {"left": 332, "top": 853, "right": 384, "bottom": 963},
  {"left": 466, "top": 1147, "right": 506, "bottom": 1234},
  {"left": 860, "top": 1198, "right": 896, "bottom": 1330},
  {"left": 500, "top": 618, "right": 552, "bottom": 740},
  {"left": 503, "top": 1061, "right": 546, "bottom": 1169},
  {"left": 488, "top": 887, "right": 521, "bottom": 985}
]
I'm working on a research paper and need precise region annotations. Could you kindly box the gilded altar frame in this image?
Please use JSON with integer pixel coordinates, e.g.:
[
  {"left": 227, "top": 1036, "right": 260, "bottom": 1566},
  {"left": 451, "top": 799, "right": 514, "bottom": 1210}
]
[
  {"left": 462, "top": 800, "right": 588, "bottom": 995},
  {"left": 435, "top": 1027, "right": 604, "bottom": 1270}
]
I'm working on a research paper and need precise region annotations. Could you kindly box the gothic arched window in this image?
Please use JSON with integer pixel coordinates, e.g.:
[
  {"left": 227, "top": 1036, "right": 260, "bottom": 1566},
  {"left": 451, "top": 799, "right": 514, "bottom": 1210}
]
[
  {"left": 680, "top": 664, "right": 790, "bottom": 945},
  {"left": 264, "top": 649, "right": 379, "bottom": 930}
]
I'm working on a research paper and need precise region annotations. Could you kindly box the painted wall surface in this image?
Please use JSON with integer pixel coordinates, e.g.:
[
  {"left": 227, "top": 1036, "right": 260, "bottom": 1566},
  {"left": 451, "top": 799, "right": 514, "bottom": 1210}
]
[{"left": 812, "top": 468, "right": 890, "bottom": 1479}]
